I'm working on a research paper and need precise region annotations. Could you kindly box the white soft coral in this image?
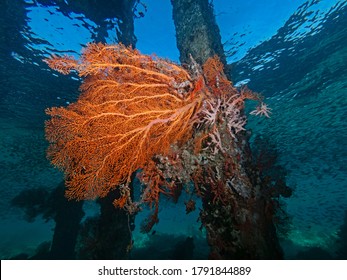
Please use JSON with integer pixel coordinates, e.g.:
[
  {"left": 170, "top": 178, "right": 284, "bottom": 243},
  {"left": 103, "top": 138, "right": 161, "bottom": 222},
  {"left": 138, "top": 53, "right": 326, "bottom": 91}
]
[{"left": 250, "top": 102, "right": 272, "bottom": 118}]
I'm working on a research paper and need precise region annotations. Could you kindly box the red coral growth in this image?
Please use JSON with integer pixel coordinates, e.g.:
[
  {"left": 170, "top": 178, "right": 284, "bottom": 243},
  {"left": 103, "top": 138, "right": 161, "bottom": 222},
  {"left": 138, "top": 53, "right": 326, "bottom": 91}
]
[{"left": 184, "top": 199, "right": 196, "bottom": 214}]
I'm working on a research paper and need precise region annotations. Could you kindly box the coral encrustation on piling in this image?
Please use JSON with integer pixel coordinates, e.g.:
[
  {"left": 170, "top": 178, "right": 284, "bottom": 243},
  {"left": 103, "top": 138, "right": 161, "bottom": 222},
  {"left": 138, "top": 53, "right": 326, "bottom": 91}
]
[{"left": 45, "top": 43, "right": 270, "bottom": 228}]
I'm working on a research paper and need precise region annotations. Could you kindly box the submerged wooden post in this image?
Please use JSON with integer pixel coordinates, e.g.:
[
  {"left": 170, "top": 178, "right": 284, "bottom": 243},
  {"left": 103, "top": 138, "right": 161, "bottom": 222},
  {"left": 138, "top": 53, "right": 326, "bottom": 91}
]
[{"left": 171, "top": 0, "right": 283, "bottom": 259}]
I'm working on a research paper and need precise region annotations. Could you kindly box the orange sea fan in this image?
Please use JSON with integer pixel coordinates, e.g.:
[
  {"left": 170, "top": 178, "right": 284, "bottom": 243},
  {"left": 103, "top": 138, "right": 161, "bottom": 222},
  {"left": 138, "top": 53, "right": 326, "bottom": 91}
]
[
  {"left": 45, "top": 43, "right": 203, "bottom": 201},
  {"left": 202, "top": 55, "right": 233, "bottom": 96}
]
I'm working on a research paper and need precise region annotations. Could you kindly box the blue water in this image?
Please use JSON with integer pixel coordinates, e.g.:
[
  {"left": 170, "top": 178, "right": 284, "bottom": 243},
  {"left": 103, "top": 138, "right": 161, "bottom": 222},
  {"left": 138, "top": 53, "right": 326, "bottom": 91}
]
[{"left": 0, "top": 0, "right": 346, "bottom": 259}]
